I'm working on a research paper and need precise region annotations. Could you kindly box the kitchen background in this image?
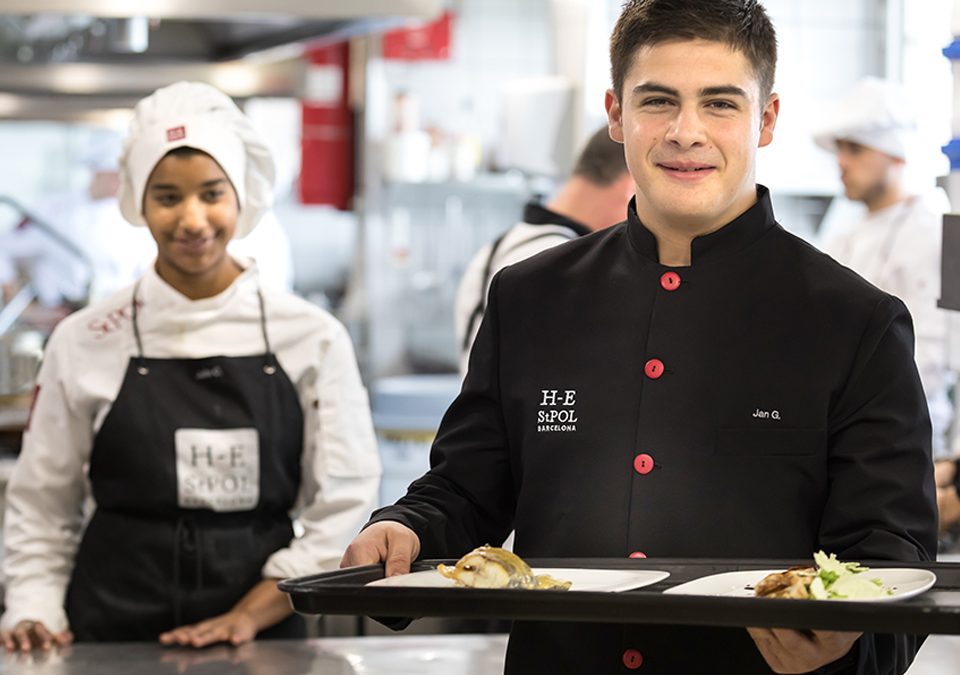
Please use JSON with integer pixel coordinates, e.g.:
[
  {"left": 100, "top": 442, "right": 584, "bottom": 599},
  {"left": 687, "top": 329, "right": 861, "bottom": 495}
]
[
  {"left": 0, "top": 0, "right": 953, "bottom": 513},
  {"left": 0, "top": 0, "right": 958, "bottom": 667}
]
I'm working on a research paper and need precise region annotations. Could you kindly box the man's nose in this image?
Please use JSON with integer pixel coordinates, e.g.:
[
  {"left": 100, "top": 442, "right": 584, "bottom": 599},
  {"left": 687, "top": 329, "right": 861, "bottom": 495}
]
[{"left": 664, "top": 107, "right": 706, "bottom": 148}]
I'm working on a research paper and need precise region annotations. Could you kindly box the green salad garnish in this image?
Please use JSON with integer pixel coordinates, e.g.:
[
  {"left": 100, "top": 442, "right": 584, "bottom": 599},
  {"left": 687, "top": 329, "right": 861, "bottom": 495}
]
[{"left": 808, "top": 551, "right": 892, "bottom": 600}]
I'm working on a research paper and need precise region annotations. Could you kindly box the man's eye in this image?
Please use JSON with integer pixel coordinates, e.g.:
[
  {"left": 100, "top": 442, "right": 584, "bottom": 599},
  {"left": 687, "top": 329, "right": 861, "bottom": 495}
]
[
  {"left": 641, "top": 98, "right": 672, "bottom": 107},
  {"left": 706, "top": 100, "right": 737, "bottom": 110}
]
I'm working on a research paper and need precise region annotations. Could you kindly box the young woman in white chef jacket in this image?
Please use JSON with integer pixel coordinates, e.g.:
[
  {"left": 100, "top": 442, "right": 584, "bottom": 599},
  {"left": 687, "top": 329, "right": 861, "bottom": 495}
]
[{"left": 0, "top": 81, "right": 381, "bottom": 651}]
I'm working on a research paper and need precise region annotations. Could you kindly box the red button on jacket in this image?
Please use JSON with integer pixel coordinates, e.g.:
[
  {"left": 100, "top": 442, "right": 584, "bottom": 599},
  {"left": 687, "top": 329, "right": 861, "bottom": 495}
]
[
  {"left": 644, "top": 359, "right": 664, "bottom": 379},
  {"left": 629, "top": 551, "right": 647, "bottom": 559},
  {"left": 633, "top": 453, "right": 654, "bottom": 475},
  {"left": 623, "top": 649, "right": 644, "bottom": 669},
  {"left": 660, "top": 271, "right": 681, "bottom": 291}
]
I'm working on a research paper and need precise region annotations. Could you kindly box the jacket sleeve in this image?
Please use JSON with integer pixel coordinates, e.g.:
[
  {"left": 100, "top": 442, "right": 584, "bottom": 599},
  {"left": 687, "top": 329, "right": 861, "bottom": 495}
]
[
  {"left": 820, "top": 295, "right": 938, "bottom": 675},
  {"left": 262, "top": 322, "right": 381, "bottom": 579},
  {"left": 1, "top": 328, "right": 91, "bottom": 634},
  {"left": 369, "top": 271, "right": 515, "bottom": 558}
]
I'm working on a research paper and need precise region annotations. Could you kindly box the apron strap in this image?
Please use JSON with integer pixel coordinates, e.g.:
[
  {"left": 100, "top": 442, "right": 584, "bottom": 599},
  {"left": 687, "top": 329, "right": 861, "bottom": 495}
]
[
  {"left": 255, "top": 288, "right": 277, "bottom": 375},
  {"left": 131, "top": 280, "right": 149, "bottom": 376},
  {"left": 172, "top": 516, "right": 203, "bottom": 629},
  {"left": 131, "top": 278, "right": 278, "bottom": 376}
]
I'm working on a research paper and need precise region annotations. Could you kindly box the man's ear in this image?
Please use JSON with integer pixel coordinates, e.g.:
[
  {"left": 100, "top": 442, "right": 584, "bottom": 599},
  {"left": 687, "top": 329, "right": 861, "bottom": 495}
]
[
  {"left": 605, "top": 89, "right": 625, "bottom": 143},
  {"left": 758, "top": 92, "right": 780, "bottom": 148}
]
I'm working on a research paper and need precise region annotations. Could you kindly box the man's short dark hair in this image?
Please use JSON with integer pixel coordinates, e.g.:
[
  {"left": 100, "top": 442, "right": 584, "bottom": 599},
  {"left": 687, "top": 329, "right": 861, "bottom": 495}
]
[
  {"left": 610, "top": 0, "right": 777, "bottom": 103},
  {"left": 572, "top": 127, "right": 628, "bottom": 186}
]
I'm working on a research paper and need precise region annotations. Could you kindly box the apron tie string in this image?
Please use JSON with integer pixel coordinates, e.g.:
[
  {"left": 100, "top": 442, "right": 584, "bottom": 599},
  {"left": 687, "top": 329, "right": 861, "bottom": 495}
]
[{"left": 172, "top": 516, "right": 203, "bottom": 628}]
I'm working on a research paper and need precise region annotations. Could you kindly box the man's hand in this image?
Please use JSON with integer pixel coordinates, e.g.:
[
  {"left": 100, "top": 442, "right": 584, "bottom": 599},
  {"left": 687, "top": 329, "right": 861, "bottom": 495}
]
[
  {"left": 747, "top": 627, "right": 860, "bottom": 673},
  {"left": 340, "top": 521, "right": 421, "bottom": 577},
  {"left": 1, "top": 620, "right": 73, "bottom": 653}
]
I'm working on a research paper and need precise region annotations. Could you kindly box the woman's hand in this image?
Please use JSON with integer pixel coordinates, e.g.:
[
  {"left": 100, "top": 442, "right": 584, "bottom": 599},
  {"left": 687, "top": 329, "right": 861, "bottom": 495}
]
[
  {"left": 938, "top": 485, "right": 960, "bottom": 533},
  {"left": 934, "top": 459, "right": 957, "bottom": 488},
  {"left": 158, "top": 610, "right": 258, "bottom": 648},
  {"left": 1, "top": 620, "right": 73, "bottom": 653},
  {"left": 158, "top": 578, "right": 293, "bottom": 648}
]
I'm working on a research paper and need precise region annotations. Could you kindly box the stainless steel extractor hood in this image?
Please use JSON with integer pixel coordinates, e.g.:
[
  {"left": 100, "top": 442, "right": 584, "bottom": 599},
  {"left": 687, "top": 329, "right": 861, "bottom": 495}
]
[{"left": 0, "top": 0, "right": 444, "bottom": 119}]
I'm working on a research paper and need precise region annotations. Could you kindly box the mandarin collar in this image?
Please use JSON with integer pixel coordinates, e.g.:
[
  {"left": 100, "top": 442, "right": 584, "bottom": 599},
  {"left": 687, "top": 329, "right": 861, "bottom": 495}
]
[
  {"left": 139, "top": 256, "right": 259, "bottom": 310},
  {"left": 626, "top": 185, "right": 777, "bottom": 265}
]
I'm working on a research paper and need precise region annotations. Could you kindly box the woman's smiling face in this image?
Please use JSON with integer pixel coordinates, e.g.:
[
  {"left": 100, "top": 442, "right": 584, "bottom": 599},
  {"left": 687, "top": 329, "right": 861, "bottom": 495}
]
[{"left": 142, "top": 149, "right": 240, "bottom": 293}]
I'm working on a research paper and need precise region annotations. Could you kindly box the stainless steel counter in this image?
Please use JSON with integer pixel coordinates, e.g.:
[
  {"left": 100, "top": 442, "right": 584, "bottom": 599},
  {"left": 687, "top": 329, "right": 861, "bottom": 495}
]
[{"left": 0, "top": 635, "right": 508, "bottom": 674}]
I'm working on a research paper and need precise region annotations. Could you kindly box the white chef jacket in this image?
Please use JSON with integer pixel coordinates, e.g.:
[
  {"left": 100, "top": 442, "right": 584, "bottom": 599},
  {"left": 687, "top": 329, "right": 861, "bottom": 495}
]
[
  {"left": 822, "top": 196, "right": 953, "bottom": 456},
  {"left": 1, "top": 260, "right": 381, "bottom": 633},
  {"left": 454, "top": 220, "right": 582, "bottom": 375}
]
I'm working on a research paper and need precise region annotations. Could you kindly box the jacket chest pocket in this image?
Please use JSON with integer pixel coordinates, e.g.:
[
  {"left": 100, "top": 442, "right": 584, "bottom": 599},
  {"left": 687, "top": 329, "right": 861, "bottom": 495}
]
[{"left": 715, "top": 427, "right": 825, "bottom": 456}]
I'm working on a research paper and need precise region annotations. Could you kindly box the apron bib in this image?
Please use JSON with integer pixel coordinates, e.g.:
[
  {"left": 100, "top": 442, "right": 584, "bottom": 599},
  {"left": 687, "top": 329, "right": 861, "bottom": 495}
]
[{"left": 65, "top": 282, "right": 305, "bottom": 641}]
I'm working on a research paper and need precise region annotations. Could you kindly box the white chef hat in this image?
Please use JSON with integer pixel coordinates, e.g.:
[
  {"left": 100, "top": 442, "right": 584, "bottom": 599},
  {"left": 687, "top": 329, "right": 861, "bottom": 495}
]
[
  {"left": 118, "top": 81, "right": 276, "bottom": 238},
  {"left": 812, "top": 77, "right": 917, "bottom": 160}
]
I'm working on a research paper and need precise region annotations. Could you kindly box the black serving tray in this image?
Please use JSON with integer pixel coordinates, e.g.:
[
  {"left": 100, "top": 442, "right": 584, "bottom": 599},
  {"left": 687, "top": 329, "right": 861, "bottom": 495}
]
[{"left": 279, "top": 558, "right": 960, "bottom": 635}]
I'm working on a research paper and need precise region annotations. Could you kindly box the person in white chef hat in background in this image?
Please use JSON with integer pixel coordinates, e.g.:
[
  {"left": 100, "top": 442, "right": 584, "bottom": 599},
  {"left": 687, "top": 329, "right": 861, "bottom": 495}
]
[
  {"left": 0, "top": 81, "right": 381, "bottom": 652},
  {"left": 0, "top": 128, "right": 156, "bottom": 309},
  {"left": 814, "top": 76, "right": 954, "bottom": 460}
]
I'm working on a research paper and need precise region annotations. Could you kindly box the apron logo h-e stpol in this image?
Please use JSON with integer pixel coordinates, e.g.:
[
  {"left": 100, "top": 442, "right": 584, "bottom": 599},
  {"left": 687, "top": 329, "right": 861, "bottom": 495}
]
[
  {"left": 175, "top": 428, "right": 260, "bottom": 512},
  {"left": 537, "top": 389, "right": 578, "bottom": 433}
]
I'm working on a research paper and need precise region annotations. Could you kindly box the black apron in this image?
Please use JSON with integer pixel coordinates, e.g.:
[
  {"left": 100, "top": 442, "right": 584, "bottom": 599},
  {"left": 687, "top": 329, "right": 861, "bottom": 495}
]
[{"left": 65, "top": 281, "right": 305, "bottom": 641}]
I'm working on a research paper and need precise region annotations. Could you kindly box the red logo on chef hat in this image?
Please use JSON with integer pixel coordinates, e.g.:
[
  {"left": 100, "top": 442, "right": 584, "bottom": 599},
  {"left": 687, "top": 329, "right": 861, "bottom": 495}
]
[{"left": 166, "top": 125, "right": 186, "bottom": 142}]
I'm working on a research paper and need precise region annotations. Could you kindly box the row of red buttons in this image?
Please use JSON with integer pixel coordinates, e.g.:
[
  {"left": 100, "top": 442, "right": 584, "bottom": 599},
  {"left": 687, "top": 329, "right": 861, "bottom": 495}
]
[
  {"left": 620, "top": 272, "right": 683, "bottom": 669},
  {"left": 634, "top": 273, "right": 680, "bottom": 479},
  {"left": 645, "top": 274, "right": 677, "bottom": 382}
]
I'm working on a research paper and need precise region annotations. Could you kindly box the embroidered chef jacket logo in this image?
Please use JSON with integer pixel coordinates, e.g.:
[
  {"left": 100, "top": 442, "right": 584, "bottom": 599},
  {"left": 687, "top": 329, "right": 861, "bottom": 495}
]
[
  {"left": 752, "top": 408, "right": 781, "bottom": 420},
  {"left": 537, "top": 389, "right": 578, "bottom": 433},
  {"left": 175, "top": 428, "right": 259, "bottom": 512}
]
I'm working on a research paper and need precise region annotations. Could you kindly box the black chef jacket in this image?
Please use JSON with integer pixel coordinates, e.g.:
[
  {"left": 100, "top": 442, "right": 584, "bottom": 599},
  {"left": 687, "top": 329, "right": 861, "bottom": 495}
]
[{"left": 370, "top": 186, "right": 938, "bottom": 675}]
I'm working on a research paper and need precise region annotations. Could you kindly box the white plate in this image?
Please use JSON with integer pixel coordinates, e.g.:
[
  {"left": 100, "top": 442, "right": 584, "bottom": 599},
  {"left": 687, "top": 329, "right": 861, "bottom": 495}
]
[
  {"left": 366, "top": 567, "right": 670, "bottom": 593},
  {"left": 663, "top": 568, "right": 937, "bottom": 602}
]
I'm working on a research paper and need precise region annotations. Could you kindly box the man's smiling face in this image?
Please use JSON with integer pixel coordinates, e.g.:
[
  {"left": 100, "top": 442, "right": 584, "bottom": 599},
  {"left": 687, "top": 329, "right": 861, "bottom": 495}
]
[{"left": 606, "top": 38, "right": 779, "bottom": 235}]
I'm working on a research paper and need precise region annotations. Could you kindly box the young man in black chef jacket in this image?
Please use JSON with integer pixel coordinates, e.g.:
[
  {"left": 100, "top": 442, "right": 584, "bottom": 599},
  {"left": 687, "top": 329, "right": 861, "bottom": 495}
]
[{"left": 341, "top": 1, "right": 938, "bottom": 673}]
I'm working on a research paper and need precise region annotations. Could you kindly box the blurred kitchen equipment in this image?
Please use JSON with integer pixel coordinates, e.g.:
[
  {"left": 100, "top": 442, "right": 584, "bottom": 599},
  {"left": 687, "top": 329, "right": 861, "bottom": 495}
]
[
  {"left": 0, "top": 194, "right": 95, "bottom": 310},
  {"left": 384, "top": 91, "right": 431, "bottom": 183},
  {"left": 0, "top": 196, "right": 92, "bottom": 416},
  {"left": 0, "top": 326, "right": 43, "bottom": 398},
  {"left": 497, "top": 76, "right": 575, "bottom": 178},
  {"left": 371, "top": 374, "right": 460, "bottom": 506}
]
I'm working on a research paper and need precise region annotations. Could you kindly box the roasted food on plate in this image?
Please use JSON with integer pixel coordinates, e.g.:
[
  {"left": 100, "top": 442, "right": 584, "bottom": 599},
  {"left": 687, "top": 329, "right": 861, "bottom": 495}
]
[
  {"left": 755, "top": 551, "right": 892, "bottom": 600},
  {"left": 437, "top": 545, "right": 572, "bottom": 590}
]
